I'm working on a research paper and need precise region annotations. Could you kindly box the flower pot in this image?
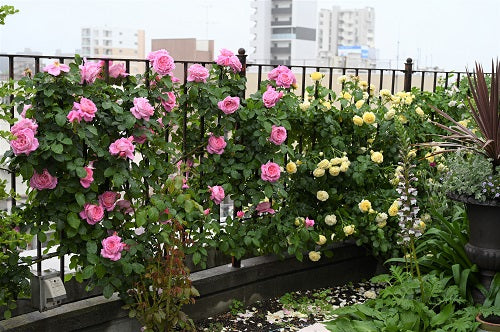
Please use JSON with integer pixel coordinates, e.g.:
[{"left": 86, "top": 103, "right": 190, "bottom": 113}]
[{"left": 476, "top": 314, "right": 500, "bottom": 332}]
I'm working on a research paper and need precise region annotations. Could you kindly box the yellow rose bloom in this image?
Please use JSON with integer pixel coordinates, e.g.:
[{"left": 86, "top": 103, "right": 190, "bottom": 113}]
[
  {"left": 311, "top": 72, "right": 323, "bottom": 81},
  {"left": 337, "top": 75, "right": 348, "bottom": 84},
  {"left": 353, "top": 115, "right": 364, "bottom": 126},
  {"left": 316, "top": 235, "right": 327, "bottom": 245},
  {"left": 294, "top": 217, "right": 304, "bottom": 226},
  {"left": 343, "top": 92, "right": 352, "bottom": 100},
  {"left": 458, "top": 119, "right": 470, "bottom": 127},
  {"left": 317, "top": 159, "right": 331, "bottom": 169},
  {"left": 371, "top": 151, "right": 383, "bottom": 164},
  {"left": 329, "top": 166, "right": 341, "bottom": 176},
  {"left": 407, "top": 149, "right": 417, "bottom": 158},
  {"left": 379, "top": 89, "right": 391, "bottom": 98},
  {"left": 377, "top": 220, "right": 387, "bottom": 228},
  {"left": 384, "top": 108, "right": 396, "bottom": 120},
  {"left": 299, "top": 101, "right": 310, "bottom": 111},
  {"left": 308, "top": 251, "right": 321, "bottom": 262},
  {"left": 330, "top": 157, "right": 342, "bottom": 165},
  {"left": 425, "top": 152, "right": 435, "bottom": 163},
  {"left": 317, "top": 190, "right": 329, "bottom": 201},
  {"left": 286, "top": 161, "right": 297, "bottom": 174},
  {"left": 355, "top": 100, "right": 365, "bottom": 109},
  {"left": 398, "top": 115, "right": 408, "bottom": 124},
  {"left": 339, "top": 161, "right": 350, "bottom": 172},
  {"left": 296, "top": 160, "right": 303, "bottom": 165},
  {"left": 415, "top": 106, "right": 425, "bottom": 117},
  {"left": 362, "top": 111, "right": 376, "bottom": 124},
  {"left": 358, "top": 199, "right": 372, "bottom": 213},
  {"left": 388, "top": 201, "right": 399, "bottom": 216},
  {"left": 313, "top": 168, "right": 325, "bottom": 177},
  {"left": 324, "top": 214, "right": 337, "bottom": 226},
  {"left": 322, "top": 101, "right": 332, "bottom": 110},
  {"left": 343, "top": 225, "right": 355, "bottom": 236}
]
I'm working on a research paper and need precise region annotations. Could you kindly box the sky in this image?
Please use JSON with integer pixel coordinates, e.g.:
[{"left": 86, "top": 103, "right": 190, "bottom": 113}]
[{"left": 0, "top": 0, "right": 498, "bottom": 71}]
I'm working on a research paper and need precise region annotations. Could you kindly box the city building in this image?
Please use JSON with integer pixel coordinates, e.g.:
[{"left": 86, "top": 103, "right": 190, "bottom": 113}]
[
  {"left": 317, "top": 6, "right": 376, "bottom": 67},
  {"left": 249, "top": 0, "right": 318, "bottom": 66},
  {"left": 151, "top": 38, "right": 214, "bottom": 80},
  {"left": 80, "top": 27, "right": 145, "bottom": 74}
]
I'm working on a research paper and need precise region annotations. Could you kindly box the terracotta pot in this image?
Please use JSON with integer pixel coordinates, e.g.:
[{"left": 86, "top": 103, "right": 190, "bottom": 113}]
[{"left": 476, "top": 314, "right": 500, "bottom": 332}]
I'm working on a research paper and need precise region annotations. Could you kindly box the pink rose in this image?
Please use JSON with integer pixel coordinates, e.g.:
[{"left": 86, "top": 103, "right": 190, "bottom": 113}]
[
  {"left": 30, "top": 169, "right": 57, "bottom": 190},
  {"left": 215, "top": 49, "right": 242, "bottom": 73},
  {"left": 305, "top": 217, "right": 315, "bottom": 228},
  {"left": 269, "top": 125, "right": 287, "bottom": 145},
  {"left": 99, "top": 191, "right": 119, "bottom": 211},
  {"left": 217, "top": 96, "right": 240, "bottom": 115},
  {"left": 161, "top": 91, "right": 177, "bottom": 112},
  {"left": 148, "top": 49, "right": 175, "bottom": 76},
  {"left": 67, "top": 108, "right": 83, "bottom": 123},
  {"left": 132, "top": 126, "right": 154, "bottom": 144},
  {"left": 276, "top": 70, "right": 296, "bottom": 88},
  {"left": 262, "top": 85, "right": 283, "bottom": 108},
  {"left": 130, "top": 97, "right": 154, "bottom": 121},
  {"left": 20, "top": 104, "right": 32, "bottom": 118},
  {"left": 109, "top": 137, "right": 135, "bottom": 160},
  {"left": 203, "top": 208, "right": 210, "bottom": 215},
  {"left": 116, "top": 199, "right": 134, "bottom": 214},
  {"left": 79, "top": 58, "right": 103, "bottom": 84},
  {"left": 43, "top": 61, "right": 70, "bottom": 76},
  {"left": 11, "top": 118, "right": 37, "bottom": 136},
  {"left": 268, "top": 65, "right": 290, "bottom": 81},
  {"left": 10, "top": 128, "right": 39, "bottom": 155},
  {"left": 80, "top": 166, "right": 94, "bottom": 188},
  {"left": 182, "top": 177, "right": 189, "bottom": 189},
  {"left": 236, "top": 210, "right": 245, "bottom": 218},
  {"left": 187, "top": 64, "right": 209, "bottom": 83},
  {"left": 77, "top": 97, "right": 97, "bottom": 122},
  {"left": 100, "top": 232, "right": 126, "bottom": 261},
  {"left": 207, "top": 135, "right": 227, "bottom": 155},
  {"left": 79, "top": 203, "right": 104, "bottom": 225},
  {"left": 208, "top": 185, "right": 225, "bottom": 205},
  {"left": 261, "top": 161, "right": 281, "bottom": 182},
  {"left": 256, "top": 202, "right": 275, "bottom": 215},
  {"left": 108, "top": 62, "right": 128, "bottom": 78}
]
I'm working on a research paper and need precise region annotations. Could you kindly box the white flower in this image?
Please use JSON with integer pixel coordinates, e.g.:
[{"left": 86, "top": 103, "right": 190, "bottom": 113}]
[
  {"left": 363, "top": 290, "right": 377, "bottom": 299},
  {"left": 448, "top": 100, "right": 457, "bottom": 107},
  {"left": 325, "top": 214, "right": 337, "bottom": 226}
]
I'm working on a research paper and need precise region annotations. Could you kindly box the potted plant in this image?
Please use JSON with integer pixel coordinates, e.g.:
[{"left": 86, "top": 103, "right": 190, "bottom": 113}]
[{"left": 428, "top": 60, "right": 499, "bottom": 305}]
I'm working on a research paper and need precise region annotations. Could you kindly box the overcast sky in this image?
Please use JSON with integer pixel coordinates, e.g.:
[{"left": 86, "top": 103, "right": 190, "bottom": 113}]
[{"left": 0, "top": 0, "right": 498, "bottom": 70}]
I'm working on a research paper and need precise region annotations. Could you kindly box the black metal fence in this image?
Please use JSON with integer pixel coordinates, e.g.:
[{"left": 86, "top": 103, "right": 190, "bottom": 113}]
[{"left": 0, "top": 48, "right": 466, "bottom": 291}]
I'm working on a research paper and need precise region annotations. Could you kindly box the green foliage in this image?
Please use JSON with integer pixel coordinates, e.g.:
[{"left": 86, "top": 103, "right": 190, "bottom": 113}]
[
  {"left": 229, "top": 299, "right": 244, "bottom": 315},
  {"left": 0, "top": 5, "right": 18, "bottom": 25}
]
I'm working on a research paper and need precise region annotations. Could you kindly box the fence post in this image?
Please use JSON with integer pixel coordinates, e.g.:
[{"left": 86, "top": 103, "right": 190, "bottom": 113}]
[{"left": 404, "top": 58, "right": 413, "bottom": 92}]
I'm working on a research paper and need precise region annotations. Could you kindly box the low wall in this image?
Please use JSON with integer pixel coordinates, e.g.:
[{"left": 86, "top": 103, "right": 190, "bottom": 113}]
[{"left": 0, "top": 242, "right": 379, "bottom": 332}]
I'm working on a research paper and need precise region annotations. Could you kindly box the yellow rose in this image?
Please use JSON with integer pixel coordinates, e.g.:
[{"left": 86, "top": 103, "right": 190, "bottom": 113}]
[
  {"left": 359, "top": 80, "right": 368, "bottom": 89},
  {"left": 316, "top": 235, "right": 327, "bottom": 245},
  {"left": 362, "top": 111, "right": 376, "bottom": 124},
  {"left": 384, "top": 108, "right": 396, "bottom": 120},
  {"left": 294, "top": 217, "right": 304, "bottom": 226},
  {"left": 322, "top": 101, "right": 332, "bottom": 110},
  {"left": 317, "top": 190, "right": 329, "bottom": 201},
  {"left": 343, "top": 92, "right": 352, "bottom": 100},
  {"left": 424, "top": 152, "right": 435, "bottom": 163},
  {"left": 313, "top": 168, "right": 325, "bottom": 177},
  {"left": 415, "top": 106, "right": 425, "bottom": 117},
  {"left": 308, "top": 251, "right": 321, "bottom": 262},
  {"left": 330, "top": 157, "right": 342, "bottom": 165},
  {"left": 367, "top": 138, "right": 375, "bottom": 144},
  {"left": 311, "top": 72, "right": 323, "bottom": 81},
  {"left": 299, "top": 101, "right": 310, "bottom": 111},
  {"left": 407, "top": 149, "right": 417, "bottom": 158},
  {"left": 417, "top": 221, "right": 426, "bottom": 231},
  {"left": 296, "top": 160, "right": 303, "bottom": 165},
  {"left": 371, "top": 151, "right": 383, "bottom": 164},
  {"left": 377, "top": 220, "right": 387, "bottom": 228},
  {"left": 324, "top": 214, "right": 337, "bottom": 226},
  {"left": 339, "top": 161, "right": 350, "bottom": 172},
  {"left": 358, "top": 199, "right": 372, "bottom": 213},
  {"left": 343, "top": 225, "right": 355, "bottom": 236},
  {"left": 286, "top": 161, "right": 297, "bottom": 174},
  {"left": 353, "top": 115, "right": 364, "bottom": 126},
  {"left": 398, "top": 115, "right": 408, "bottom": 124},
  {"left": 379, "top": 89, "right": 391, "bottom": 98},
  {"left": 337, "top": 75, "right": 348, "bottom": 84},
  {"left": 388, "top": 201, "right": 399, "bottom": 216},
  {"left": 355, "top": 100, "right": 365, "bottom": 109},
  {"left": 329, "top": 166, "right": 340, "bottom": 176},
  {"left": 317, "top": 159, "right": 331, "bottom": 169},
  {"left": 458, "top": 119, "right": 470, "bottom": 127}
]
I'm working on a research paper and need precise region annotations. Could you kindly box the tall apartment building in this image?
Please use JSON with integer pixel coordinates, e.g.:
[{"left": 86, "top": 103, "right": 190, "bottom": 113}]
[
  {"left": 250, "top": 0, "right": 317, "bottom": 66},
  {"left": 80, "top": 27, "right": 145, "bottom": 74},
  {"left": 317, "top": 7, "right": 375, "bottom": 67}
]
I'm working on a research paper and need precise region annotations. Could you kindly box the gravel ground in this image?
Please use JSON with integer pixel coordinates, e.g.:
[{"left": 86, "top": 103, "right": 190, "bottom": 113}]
[{"left": 195, "top": 281, "right": 383, "bottom": 332}]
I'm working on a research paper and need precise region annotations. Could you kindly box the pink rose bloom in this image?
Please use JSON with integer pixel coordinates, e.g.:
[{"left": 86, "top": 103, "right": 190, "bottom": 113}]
[
  {"left": 79, "top": 203, "right": 105, "bottom": 225},
  {"left": 77, "top": 97, "right": 98, "bottom": 122},
  {"left": 262, "top": 85, "right": 284, "bottom": 108},
  {"left": 99, "top": 191, "right": 119, "bottom": 211},
  {"left": 132, "top": 126, "right": 154, "bottom": 144},
  {"left": 217, "top": 96, "right": 240, "bottom": 115},
  {"left": 130, "top": 97, "right": 155, "bottom": 121},
  {"left": 236, "top": 210, "right": 245, "bottom": 218},
  {"left": 11, "top": 118, "right": 38, "bottom": 136},
  {"left": 43, "top": 61, "right": 70, "bottom": 76},
  {"left": 148, "top": 49, "right": 175, "bottom": 76},
  {"left": 182, "top": 177, "right": 189, "bottom": 189},
  {"left": 80, "top": 166, "right": 94, "bottom": 188},
  {"left": 305, "top": 217, "right": 315, "bottom": 228},
  {"left": 203, "top": 208, "right": 210, "bottom": 216},
  {"left": 256, "top": 202, "right": 275, "bottom": 215},
  {"left": 10, "top": 128, "right": 39, "bottom": 155},
  {"left": 20, "top": 104, "right": 32, "bottom": 118},
  {"left": 187, "top": 64, "right": 209, "bottom": 83},
  {"left": 30, "top": 169, "right": 58, "bottom": 190},
  {"left": 161, "top": 91, "right": 177, "bottom": 112},
  {"left": 208, "top": 185, "right": 225, "bottom": 205},
  {"left": 67, "top": 108, "right": 83, "bottom": 123},
  {"left": 116, "top": 199, "right": 134, "bottom": 214},
  {"left": 268, "top": 65, "right": 289, "bottom": 81},
  {"left": 207, "top": 135, "right": 227, "bottom": 155},
  {"left": 276, "top": 70, "right": 296, "bottom": 88},
  {"left": 109, "top": 137, "right": 135, "bottom": 160},
  {"left": 269, "top": 125, "right": 287, "bottom": 145},
  {"left": 79, "top": 58, "right": 103, "bottom": 84},
  {"left": 108, "top": 61, "right": 128, "bottom": 78},
  {"left": 215, "top": 49, "right": 242, "bottom": 73},
  {"left": 134, "top": 227, "right": 145, "bottom": 236},
  {"left": 101, "top": 232, "right": 126, "bottom": 261},
  {"left": 261, "top": 161, "right": 281, "bottom": 182}
]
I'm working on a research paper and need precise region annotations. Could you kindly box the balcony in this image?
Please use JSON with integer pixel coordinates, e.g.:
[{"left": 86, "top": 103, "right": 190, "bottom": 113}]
[
  {"left": 271, "top": 20, "right": 292, "bottom": 26},
  {"left": 271, "top": 7, "right": 292, "bottom": 15},
  {"left": 271, "top": 33, "right": 296, "bottom": 40},
  {"left": 270, "top": 46, "right": 291, "bottom": 54}
]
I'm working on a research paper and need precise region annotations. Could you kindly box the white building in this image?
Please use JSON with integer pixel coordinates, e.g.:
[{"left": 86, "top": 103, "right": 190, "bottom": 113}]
[
  {"left": 317, "top": 6, "right": 375, "bottom": 67},
  {"left": 250, "top": 0, "right": 318, "bottom": 66},
  {"left": 80, "top": 27, "right": 145, "bottom": 74}
]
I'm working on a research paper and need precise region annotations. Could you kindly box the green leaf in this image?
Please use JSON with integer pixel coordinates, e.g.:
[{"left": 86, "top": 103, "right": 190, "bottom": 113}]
[
  {"left": 184, "top": 200, "right": 194, "bottom": 213},
  {"left": 51, "top": 143, "right": 64, "bottom": 154},
  {"left": 136, "top": 210, "right": 147, "bottom": 227},
  {"left": 87, "top": 126, "right": 98, "bottom": 136},
  {"left": 55, "top": 113, "right": 67, "bottom": 127},
  {"left": 431, "top": 303, "right": 454, "bottom": 327},
  {"left": 86, "top": 241, "right": 97, "bottom": 254},
  {"left": 264, "top": 184, "right": 273, "bottom": 198},
  {"left": 103, "top": 284, "right": 114, "bottom": 298},
  {"left": 67, "top": 212, "right": 81, "bottom": 229},
  {"left": 81, "top": 265, "right": 94, "bottom": 279},
  {"left": 131, "top": 263, "right": 145, "bottom": 274},
  {"left": 75, "top": 167, "right": 87, "bottom": 178},
  {"left": 192, "top": 252, "right": 201, "bottom": 265},
  {"left": 75, "top": 192, "right": 85, "bottom": 206}
]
